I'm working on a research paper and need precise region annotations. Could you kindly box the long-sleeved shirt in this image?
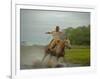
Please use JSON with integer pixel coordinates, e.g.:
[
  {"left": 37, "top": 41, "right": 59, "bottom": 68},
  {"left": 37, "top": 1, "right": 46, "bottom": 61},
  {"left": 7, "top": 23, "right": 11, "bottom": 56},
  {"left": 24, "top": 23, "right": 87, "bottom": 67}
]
[{"left": 47, "top": 31, "right": 63, "bottom": 40}]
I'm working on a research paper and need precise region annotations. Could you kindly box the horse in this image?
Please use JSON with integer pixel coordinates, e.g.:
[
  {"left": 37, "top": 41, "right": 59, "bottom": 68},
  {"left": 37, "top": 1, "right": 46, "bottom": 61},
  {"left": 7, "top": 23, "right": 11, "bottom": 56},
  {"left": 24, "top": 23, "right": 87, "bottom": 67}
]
[{"left": 41, "top": 39, "right": 71, "bottom": 65}]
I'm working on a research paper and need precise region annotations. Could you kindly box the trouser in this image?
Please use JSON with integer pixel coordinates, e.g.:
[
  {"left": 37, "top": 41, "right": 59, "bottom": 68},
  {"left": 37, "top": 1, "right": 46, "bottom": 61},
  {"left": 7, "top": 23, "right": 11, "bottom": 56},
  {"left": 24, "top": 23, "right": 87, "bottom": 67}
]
[{"left": 48, "top": 39, "right": 60, "bottom": 50}]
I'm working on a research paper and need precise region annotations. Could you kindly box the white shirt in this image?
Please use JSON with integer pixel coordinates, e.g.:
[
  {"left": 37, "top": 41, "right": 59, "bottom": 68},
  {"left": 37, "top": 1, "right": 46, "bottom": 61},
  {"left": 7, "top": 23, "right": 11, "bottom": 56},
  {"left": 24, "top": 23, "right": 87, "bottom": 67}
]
[{"left": 50, "top": 31, "right": 63, "bottom": 40}]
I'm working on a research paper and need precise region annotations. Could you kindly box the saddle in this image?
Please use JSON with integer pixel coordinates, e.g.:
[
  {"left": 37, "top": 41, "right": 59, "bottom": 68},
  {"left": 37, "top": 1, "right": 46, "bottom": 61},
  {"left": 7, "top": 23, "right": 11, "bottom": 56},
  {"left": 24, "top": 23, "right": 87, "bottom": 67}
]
[{"left": 48, "top": 39, "right": 62, "bottom": 52}]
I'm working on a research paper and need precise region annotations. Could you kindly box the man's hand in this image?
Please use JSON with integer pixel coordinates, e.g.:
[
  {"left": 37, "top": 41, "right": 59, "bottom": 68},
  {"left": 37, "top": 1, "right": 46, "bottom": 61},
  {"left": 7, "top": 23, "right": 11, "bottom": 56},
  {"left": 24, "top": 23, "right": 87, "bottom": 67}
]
[{"left": 45, "top": 32, "right": 51, "bottom": 34}]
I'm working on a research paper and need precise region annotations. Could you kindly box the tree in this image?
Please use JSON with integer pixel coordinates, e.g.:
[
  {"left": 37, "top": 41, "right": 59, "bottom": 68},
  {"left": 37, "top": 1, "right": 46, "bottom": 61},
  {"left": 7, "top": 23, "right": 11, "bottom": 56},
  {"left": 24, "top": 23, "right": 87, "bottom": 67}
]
[{"left": 64, "top": 25, "right": 90, "bottom": 45}]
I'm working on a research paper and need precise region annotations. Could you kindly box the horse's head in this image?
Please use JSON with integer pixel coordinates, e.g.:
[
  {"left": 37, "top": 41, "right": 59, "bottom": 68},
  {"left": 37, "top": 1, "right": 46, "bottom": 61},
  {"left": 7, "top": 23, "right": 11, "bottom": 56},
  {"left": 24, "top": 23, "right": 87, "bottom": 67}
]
[{"left": 64, "top": 39, "right": 71, "bottom": 49}]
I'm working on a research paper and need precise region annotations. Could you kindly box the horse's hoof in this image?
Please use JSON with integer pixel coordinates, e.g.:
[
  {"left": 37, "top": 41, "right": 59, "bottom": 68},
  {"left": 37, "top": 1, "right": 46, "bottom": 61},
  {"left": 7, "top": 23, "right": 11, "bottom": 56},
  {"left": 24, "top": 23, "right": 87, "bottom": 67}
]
[{"left": 55, "top": 64, "right": 64, "bottom": 67}]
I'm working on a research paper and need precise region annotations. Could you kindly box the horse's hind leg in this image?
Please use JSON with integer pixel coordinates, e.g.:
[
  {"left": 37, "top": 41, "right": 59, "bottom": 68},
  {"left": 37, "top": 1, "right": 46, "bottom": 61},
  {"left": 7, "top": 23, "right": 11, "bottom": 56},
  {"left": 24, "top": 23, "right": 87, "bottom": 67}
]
[{"left": 56, "top": 57, "right": 59, "bottom": 62}]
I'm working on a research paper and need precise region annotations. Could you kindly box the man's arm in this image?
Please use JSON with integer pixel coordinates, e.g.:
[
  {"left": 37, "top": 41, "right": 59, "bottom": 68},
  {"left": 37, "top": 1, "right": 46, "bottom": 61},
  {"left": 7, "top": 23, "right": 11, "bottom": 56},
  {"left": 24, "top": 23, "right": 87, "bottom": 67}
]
[{"left": 45, "top": 32, "right": 52, "bottom": 34}]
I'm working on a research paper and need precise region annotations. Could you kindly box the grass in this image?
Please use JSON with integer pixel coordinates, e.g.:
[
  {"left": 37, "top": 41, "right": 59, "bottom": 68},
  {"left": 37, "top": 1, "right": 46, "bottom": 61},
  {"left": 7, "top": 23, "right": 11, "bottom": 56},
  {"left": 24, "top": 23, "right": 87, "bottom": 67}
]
[{"left": 64, "top": 47, "right": 90, "bottom": 66}]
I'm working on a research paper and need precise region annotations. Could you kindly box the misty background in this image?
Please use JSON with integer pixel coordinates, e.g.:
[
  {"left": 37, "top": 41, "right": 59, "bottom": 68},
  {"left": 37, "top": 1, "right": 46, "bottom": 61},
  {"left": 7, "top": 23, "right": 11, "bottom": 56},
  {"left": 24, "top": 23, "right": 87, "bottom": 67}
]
[{"left": 20, "top": 9, "right": 90, "bottom": 45}]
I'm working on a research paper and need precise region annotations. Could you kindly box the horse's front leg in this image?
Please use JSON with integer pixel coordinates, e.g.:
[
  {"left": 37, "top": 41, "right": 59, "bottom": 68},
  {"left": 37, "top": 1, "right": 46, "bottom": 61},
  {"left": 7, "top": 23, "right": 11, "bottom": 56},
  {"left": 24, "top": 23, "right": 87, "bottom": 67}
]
[
  {"left": 41, "top": 46, "right": 49, "bottom": 63},
  {"left": 61, "top": 57, "right": 66, "bottom": 63},
  {"left": 41, "top": 53, "right": 48, "bottom": 63},
  {"left": 47, "top": 54, "right": 53, "bottom": 67},
  {"left": 48, "top": 54, "right": 52, "bottom": 63},
  {"left": 56, "top": 54, "right": 65, "bottom": 63}
]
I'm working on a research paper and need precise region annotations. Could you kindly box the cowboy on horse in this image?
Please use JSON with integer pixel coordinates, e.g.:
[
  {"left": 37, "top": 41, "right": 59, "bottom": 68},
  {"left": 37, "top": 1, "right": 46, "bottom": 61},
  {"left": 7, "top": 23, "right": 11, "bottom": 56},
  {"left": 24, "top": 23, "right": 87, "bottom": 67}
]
[
  {"left": 45, "top": 26, "right": 64, "bottom": 51},
  {"left": 41, "top": 26, "right": 71, "bottom": 67}
]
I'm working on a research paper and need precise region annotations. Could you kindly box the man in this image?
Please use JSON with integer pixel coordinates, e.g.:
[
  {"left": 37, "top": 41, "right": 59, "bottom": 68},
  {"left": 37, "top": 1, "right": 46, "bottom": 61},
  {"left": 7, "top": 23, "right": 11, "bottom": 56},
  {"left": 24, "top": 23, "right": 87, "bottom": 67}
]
[{"left": 46, "top": 26, "right": 63, "bottom": 51}]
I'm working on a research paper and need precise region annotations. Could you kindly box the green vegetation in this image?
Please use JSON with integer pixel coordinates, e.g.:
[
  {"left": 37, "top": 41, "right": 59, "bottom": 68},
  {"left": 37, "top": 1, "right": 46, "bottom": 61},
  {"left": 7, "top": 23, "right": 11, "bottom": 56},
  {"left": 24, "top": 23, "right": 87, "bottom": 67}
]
[
  {"left": 20, "top": 23, "right": 91, "bottom": 68},
  {"left": 64, "top": 25, "right": 90, "bottom": 45},
  {"left": 63, "top": 25, "right": 90, "bottom": 66},
  {"left": 64, "top": 47, "right": 90, "bottom": 66}
]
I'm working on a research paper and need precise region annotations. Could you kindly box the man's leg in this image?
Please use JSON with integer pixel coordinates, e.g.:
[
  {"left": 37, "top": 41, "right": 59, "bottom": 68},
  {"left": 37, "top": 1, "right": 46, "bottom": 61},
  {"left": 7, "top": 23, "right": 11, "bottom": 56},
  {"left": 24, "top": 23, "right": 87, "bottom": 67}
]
[{"left": 49, "top": 40, "right": 56, "bottom": 51}]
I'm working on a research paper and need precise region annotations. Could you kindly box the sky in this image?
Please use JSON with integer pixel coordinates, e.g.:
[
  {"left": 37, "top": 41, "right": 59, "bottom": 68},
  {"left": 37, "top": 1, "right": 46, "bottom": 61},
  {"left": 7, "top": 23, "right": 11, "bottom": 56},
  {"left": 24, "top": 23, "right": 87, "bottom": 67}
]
[{"left": 20, "top": 9, "right": 90, "bottom": 45}]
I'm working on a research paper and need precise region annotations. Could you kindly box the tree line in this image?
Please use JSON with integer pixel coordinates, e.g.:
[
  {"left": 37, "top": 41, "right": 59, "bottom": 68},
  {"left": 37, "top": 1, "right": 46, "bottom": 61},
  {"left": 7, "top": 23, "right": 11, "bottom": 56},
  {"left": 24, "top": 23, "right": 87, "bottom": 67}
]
[{"left": 64, "top": 25, "right": 90, "bottom": 45}]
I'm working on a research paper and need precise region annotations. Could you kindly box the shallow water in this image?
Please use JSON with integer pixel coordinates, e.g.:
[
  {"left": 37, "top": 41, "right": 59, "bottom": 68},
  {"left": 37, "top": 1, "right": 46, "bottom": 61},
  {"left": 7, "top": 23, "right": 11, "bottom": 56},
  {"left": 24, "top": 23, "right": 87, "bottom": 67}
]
[{"left": 20, "top": 45, "right": 82, "bottom": 69}]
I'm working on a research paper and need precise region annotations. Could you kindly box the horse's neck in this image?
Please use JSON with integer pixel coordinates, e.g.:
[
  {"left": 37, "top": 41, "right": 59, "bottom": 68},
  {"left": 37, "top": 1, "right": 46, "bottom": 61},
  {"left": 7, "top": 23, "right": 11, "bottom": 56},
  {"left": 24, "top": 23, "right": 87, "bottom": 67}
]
[{"left": 56, "top": 41, "right": 65, "bottom": 48}]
